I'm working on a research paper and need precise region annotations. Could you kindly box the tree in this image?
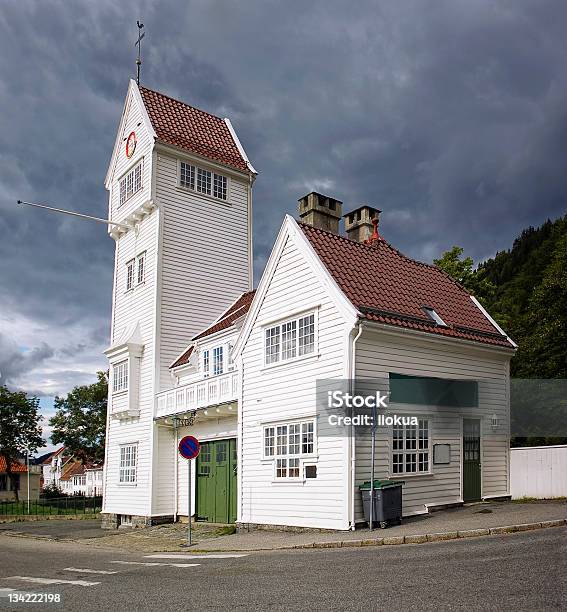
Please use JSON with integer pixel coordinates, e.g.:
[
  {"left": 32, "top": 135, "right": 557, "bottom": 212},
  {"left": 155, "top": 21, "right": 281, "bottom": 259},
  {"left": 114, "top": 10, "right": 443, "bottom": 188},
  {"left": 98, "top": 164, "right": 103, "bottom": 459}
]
[
  {"left": 0, "top": 386, "right": 43, "bottom": 501},
  {"left": 49, "top": 372, "right": 108, "bottom": 464},
  {"left": 434, "top": 246, "right": 495, "bottom": 306}
]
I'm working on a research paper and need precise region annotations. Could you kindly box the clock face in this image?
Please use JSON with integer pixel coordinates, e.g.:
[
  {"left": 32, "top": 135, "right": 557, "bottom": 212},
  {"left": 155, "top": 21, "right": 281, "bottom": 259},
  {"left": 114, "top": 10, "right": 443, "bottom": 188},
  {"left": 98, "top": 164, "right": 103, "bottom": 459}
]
[{"left": 126, "top": 131, "right": 137, "bottom": 158}]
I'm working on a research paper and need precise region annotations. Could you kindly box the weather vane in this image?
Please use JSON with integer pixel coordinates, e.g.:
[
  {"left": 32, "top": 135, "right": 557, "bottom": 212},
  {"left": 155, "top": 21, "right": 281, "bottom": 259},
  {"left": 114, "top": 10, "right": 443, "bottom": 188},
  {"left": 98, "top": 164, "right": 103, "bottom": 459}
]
[{"left": 135, "top": 20, "right": 145, "bottom": 85}]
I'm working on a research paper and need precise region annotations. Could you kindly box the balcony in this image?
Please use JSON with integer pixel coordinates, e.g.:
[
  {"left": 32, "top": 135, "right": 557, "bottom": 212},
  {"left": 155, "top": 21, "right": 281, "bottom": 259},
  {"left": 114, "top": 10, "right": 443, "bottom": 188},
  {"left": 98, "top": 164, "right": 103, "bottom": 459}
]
[{"left": 155, "top": 371, "right": 239, "bottom": 419}]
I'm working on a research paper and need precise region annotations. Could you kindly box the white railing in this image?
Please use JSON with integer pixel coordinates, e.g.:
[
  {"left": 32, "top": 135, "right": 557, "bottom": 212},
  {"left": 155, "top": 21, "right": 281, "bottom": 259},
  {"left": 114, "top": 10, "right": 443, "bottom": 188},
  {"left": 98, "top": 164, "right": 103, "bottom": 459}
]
[{"left": 155, "top": 371, "right": 239, "bottom": 418}]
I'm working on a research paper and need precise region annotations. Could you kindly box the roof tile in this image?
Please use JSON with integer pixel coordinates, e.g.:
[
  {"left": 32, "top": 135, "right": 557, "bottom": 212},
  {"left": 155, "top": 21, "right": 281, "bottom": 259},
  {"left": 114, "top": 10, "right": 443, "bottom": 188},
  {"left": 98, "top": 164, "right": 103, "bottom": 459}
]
[
  {"left": 300, "top": 223, "right": 512, "bottom": 348},
  {"left": 139, "top": 86, "right": 250, "bottom": 173}
]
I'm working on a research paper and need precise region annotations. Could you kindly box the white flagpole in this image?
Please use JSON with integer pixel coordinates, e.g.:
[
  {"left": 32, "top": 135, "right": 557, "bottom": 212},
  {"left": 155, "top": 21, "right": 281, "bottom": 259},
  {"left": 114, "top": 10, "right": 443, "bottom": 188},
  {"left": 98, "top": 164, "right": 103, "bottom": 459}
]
[{"left": 17, "top": 200, "right": 132, "bottom": 231}]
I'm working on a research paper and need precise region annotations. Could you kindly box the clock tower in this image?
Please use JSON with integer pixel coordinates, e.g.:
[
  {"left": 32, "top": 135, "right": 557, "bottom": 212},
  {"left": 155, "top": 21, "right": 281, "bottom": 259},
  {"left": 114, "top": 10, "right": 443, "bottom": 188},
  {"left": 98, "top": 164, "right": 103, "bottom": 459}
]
[{"left": 101, "top": 80, "right": 255, "bottom": 526}]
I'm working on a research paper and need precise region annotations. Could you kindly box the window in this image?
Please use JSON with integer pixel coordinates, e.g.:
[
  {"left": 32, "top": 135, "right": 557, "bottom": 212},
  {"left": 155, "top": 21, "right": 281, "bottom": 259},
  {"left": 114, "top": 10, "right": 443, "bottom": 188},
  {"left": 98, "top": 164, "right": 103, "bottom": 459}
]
[
  {"left": 203, "top": 351, "right": 210, "bottom": 377},
  {"left": 213, "top": 346, "right": 224, "bottom": 376},
  {"left": 119, "top": 444, "right": 137, "bottom": 483},
  {"left": 126, "top": 259, "right": 135, "bottom": 291},
  {"left": 179, "top": 160, "right": 228, "bottom": 201},
  {"left": 137, "top": 252, "right": 146, "bottom": 285},
  {"left": 119, "top": 162, "right": 142, "bottom": 206},
  {"left": 392, "top": 419, "right": 430, "bottom": 474},
  {"left": 113, "top": 360, "right": 128, "bottom": 393},
  {"left": 422, "top": 306, "right": 447, "bottom": 327},
  {"left": 264, "top": 420, "right": 315, "bottom": 479},
  {"left": 197, "top": 167, "right": 211, "bottom": 195},
  {"left": 1, "top": 474, "right": 21, "bottom": 491},
  {"left": 265, "top": 313, "right": 316, "bottom": 365},
  {"left": 180, "top": 162, "right": 195, "bottom": 190},
  {"left": 213, "top": 173, "right": 227, "bottom": 200}
]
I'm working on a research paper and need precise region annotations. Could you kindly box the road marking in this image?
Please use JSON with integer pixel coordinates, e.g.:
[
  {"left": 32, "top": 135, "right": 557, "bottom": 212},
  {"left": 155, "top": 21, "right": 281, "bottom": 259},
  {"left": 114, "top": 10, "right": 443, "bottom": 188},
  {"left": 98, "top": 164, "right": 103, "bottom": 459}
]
[
  {"left": 110, "top": 561, "right": 200, "bottom": 568},
  {"left": 4, "top": 576, "right": 100, "bottom": 586},
  {"left": 64, "top": 567, "right": 119, "bottom": 575},
  {"left": 145, "top": 553, "right": 248, "bottom": 559}
]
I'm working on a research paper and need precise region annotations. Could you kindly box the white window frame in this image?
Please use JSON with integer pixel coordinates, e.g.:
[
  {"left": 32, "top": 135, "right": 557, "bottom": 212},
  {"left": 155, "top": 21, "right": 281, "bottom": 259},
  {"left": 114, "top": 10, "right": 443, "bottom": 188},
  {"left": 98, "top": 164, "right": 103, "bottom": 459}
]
[
  {"left": 202, "top": 350, "right": 210, "bottom": 378},
  {"left": 391, "top": 418, "right": 431, "bottom": 475},
  {"left": 126, "top": 259, "right": 135, "bottom": 292},
  {"left": 119, "top": 161, "right": 143, "bottom": 207},
  {"left": 263, "top": 419, "right": 316, "bottom": 480},
  {"left": 212, "top": 346, "right": 224, "bottom": 376},
  {"left": 112, "top": 360, "right": 128, "bottom": 394},
  {"left": 263, "top": 312, "right": 316, "bottom": 367},
  {"left": 119, "top": 443, "right": 138, "bottom": 484},
  {"left": 136, "top": 252, "right": 146, "bottom": 285},
  {"left": 178, "top": 159, "right": 229, "bottom": 202}
]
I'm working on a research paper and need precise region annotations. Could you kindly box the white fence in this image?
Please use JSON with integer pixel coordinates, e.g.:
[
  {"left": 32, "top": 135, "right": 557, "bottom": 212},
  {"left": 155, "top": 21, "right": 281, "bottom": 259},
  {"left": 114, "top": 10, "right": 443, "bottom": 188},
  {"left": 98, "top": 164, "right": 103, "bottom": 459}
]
[{"left": 510, "top": 445, "right": 567, "bottom": 499}]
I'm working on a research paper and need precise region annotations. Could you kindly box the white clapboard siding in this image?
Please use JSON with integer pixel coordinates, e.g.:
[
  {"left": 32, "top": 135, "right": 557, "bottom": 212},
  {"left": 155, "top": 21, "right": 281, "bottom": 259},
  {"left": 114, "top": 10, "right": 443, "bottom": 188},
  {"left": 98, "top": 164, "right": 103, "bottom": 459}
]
[
  {"left": 155, "top": 152, "right": 251, "bottom": 392},
  {"left": 510, "top": 445, "right": 567, "bottom": 499},
  {"left": 240, "top": 235, "right": 351, "bottom": 530},
  {"left": 354, "top": 328, "right": 511, "bottom": 519},
  {"left": 104, "top": 209, "right": 159, "bottom": 517}
]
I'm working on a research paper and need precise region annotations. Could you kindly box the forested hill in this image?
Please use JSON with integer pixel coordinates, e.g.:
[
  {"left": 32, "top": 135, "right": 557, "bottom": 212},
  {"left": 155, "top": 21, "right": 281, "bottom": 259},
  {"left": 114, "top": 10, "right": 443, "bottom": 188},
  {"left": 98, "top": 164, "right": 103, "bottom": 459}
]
[{"left": 476, "top": 214, "right": 567, "bottom": 378}]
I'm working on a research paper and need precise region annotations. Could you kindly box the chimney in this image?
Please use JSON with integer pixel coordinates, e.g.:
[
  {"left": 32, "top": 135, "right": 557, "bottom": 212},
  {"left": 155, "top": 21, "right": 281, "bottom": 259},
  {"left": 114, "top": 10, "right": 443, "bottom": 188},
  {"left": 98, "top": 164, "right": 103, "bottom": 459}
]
[
  {"left": 343, "top": 205, "right": 381, "bottom": 243},
  {"left": 298, "top": 192, "right": 343, "bottom": 234}
]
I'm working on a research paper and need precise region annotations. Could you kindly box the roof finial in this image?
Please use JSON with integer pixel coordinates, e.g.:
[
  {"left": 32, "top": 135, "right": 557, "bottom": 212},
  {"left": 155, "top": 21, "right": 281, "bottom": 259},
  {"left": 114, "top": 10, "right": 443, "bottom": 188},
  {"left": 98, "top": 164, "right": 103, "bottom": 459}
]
[{"left": 135, "top": 21, "right": 145, "bottom": 85}]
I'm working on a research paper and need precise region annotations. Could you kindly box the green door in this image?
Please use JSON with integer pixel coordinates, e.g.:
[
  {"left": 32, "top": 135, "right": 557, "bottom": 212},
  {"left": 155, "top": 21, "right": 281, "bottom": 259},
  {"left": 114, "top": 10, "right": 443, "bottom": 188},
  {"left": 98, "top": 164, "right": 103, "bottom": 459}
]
[
  {"left": 463, "top": 419, "right": 481, "bottom": 502},
  {"left": 196, "top": 439, "right": 237, "bottom": 523}
]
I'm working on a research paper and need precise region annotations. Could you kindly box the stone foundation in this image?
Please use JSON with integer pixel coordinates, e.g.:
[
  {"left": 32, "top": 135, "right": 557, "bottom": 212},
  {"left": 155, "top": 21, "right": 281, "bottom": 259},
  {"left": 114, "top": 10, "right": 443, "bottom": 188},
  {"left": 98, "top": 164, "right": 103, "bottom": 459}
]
[{"left": 100, "top": 512, "right": 175, "bottom": 530}]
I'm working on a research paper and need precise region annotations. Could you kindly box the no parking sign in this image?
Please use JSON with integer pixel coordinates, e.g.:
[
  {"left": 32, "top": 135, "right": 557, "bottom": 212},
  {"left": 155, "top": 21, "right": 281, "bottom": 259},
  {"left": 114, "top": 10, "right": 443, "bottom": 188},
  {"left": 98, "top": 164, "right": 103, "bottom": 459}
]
[{"left": 178, "top": 435, "right": 200, "bottom": 546}]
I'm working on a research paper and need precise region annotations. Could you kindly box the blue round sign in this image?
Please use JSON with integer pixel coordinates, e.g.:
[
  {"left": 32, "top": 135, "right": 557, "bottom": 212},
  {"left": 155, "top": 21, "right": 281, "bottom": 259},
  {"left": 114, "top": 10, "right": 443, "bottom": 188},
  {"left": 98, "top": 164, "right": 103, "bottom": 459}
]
[{"left": 179, "top": 435, "right": 200, "bottom": 460}]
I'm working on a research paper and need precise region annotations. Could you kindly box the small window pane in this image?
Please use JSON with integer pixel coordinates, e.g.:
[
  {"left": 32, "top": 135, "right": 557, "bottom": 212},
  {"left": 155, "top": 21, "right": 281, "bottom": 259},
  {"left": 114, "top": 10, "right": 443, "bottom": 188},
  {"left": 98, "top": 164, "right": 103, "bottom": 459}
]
[
  {"left": 301, "top": 421, "right": 314, "bottom": 454},
  {"left": 213, "top": 346, "right": 224, "bottom": 376},
  {"left": 276, "top": 458, "right": 287, "bottom": 478},
  {"left": 265, "top": 326, "right": 280, "bottom": 364},
  {"left": 298, "top": 314, "right": 315, "bottom": 356},
  {"left": 264, "top": 427, "right": 275, "bottom": 457}
]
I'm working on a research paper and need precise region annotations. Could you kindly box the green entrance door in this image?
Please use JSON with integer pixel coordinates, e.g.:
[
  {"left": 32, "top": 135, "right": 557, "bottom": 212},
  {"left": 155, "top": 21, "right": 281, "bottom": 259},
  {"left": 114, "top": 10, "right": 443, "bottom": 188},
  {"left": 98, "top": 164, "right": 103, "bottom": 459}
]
[
  {"left": 463, "top": 419, "right": 481, "bottom": 502},
  {"left": 196, "top": 439, "right": 237, "bottom": 523}
]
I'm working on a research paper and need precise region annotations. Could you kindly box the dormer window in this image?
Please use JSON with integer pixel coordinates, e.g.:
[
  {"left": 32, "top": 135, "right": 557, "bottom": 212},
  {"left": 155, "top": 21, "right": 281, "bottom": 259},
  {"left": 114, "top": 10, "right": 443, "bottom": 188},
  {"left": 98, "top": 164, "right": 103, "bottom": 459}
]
[
  {"left": 423, "top": 307, "right": 447, "bottom": 327},
  {"left": 179, "top": 161, "right": 228, "bottom": 201}
]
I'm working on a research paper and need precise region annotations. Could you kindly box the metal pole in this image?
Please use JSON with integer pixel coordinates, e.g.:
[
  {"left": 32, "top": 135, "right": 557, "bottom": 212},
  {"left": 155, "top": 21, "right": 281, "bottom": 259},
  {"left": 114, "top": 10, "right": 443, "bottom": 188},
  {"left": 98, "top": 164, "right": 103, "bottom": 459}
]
[
  {"left": 26, "top": 449, "right": 30, "bottom": 515},
  {"left": 188, "top": 459, "right": 192, "bottom": 546},
  {"left": 369, "top": 402, "right": 377, "bottom": 530},
  {"left": 17, "top": 200, "right": 132, "bottom": 230}
]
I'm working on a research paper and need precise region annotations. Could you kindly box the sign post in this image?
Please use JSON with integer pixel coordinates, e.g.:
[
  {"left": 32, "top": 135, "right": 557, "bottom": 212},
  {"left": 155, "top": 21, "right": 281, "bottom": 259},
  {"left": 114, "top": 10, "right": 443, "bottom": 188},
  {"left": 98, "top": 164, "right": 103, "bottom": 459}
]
[{"left": 178, "top": 435, "right": 201, "bottom": 546}]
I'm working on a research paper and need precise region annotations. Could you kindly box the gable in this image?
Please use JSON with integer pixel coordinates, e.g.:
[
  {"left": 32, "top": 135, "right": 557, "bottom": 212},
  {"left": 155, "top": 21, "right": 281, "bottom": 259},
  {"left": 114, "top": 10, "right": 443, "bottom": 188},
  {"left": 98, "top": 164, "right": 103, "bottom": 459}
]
[
  {"left": 105, "top": 80, "right": 155, "bottom": 190},
  {"left": 233, "top": 216, "right": 358, "bottom": 358}
]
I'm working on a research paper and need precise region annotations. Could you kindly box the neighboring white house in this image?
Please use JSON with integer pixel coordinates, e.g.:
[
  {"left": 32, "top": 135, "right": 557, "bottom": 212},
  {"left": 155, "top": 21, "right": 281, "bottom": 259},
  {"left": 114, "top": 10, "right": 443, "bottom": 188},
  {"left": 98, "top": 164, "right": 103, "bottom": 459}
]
[
  {"left": 41, "top": 447, "right": 71, "bottom": 489},
  {"left": 101, "top": 82, "right": 515, "bottom": 530}
]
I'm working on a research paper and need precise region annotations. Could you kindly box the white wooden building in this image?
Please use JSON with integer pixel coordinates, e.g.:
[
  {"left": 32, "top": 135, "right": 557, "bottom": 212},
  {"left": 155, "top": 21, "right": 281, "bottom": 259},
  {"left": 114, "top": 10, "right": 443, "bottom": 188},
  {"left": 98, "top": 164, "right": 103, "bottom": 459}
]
[{"left": 102, "top": 82, "right": 515, "bottom": 530}]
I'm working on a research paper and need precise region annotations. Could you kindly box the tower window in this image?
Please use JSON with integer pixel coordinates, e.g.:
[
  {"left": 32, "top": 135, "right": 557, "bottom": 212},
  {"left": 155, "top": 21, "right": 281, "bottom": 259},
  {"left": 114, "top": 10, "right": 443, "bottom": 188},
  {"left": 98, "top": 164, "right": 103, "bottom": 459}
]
[
  {"left": 137, "top": 252, "right": 146, "bottom": 285},
  {"left": 179, "top": 160, "right": 228, "bottom": 201},
  {"left": 180, "top": 162, "right": 195, "bottom": 190},
  {"left": 112, "top": 360, "right": 128, "bottom": 393},
  {"left": 126, "top": 259, "right": 135, "bottom": 291},
  {"left": 119, "top": 161, "right": 142, "bottom": 207},
  {"left": 197, "top": 168, "right": 212, "bottom": 195}
]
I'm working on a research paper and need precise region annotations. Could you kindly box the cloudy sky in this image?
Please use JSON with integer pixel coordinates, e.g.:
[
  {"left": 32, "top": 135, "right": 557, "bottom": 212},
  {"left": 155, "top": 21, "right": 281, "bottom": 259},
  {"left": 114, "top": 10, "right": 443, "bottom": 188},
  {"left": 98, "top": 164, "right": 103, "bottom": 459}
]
[{"left": 1, "top": 1, "right": 567, "bottom": 448}]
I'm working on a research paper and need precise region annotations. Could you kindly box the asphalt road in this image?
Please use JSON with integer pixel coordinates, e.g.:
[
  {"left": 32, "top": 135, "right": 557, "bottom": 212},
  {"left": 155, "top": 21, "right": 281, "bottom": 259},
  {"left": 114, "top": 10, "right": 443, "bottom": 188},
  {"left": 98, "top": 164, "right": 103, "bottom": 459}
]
[{"left": 0, "top": 528, "right": 565, "bottom": 611}]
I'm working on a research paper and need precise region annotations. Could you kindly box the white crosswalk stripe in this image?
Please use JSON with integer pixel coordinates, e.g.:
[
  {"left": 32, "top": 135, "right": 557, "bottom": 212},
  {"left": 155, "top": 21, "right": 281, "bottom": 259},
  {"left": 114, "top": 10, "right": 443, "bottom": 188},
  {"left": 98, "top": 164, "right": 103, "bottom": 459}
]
[
  {"left": 4, "top": 576, "right": 100, "bottom": 587},
  {"left": 111, "top": 561, "right": 200, "bottom": 568},
  {"left": 64, "top": 567, "right": 119, "bottom": 575},
  {"left": 145, "top": 553, "right": 248, "bottom": 559}
]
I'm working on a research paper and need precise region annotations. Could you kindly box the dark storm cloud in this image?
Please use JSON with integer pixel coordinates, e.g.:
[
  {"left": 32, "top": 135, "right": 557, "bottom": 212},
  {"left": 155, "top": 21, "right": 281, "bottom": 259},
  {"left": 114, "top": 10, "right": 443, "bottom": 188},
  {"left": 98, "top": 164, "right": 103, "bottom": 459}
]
[{"left": 1, "top": 0, "right": 567, "bottom": 395}]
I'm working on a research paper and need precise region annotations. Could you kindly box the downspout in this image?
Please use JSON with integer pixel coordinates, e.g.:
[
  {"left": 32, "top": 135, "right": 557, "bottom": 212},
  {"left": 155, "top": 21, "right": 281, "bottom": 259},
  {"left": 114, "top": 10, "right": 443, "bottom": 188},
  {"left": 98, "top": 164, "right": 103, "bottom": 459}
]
[{"left": 349, "top": 320, "right": 364, "bottom": 530}]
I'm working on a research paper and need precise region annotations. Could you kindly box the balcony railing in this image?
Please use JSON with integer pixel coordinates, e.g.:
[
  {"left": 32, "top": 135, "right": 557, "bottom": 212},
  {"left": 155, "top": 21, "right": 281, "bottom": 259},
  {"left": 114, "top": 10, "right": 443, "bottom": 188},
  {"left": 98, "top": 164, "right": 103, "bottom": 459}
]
[{"left": 155, "top": 371, "right": 239, "bottom": 419}]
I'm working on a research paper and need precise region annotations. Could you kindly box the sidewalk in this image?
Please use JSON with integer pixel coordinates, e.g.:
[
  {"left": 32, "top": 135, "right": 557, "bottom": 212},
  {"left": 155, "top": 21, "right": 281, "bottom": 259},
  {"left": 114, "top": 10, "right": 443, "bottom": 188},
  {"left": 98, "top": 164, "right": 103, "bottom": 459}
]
[{"left": 192, "top": 500, "right": 566, "bottom": 551}]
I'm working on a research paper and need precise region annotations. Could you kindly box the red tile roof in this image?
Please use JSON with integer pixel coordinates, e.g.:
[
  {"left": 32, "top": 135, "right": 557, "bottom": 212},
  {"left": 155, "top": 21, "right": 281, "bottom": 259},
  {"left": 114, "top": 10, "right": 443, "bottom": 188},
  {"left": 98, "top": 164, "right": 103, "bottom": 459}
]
[
  {"left": 0, "top": 456, "right": 28, "bottom": 473},
  {"left": 170, "top": 291, "right": 256, "bottom": 369},
  {"left": 60, "top": 462, "right": 85, "bottom": 481},
  {"left": 300, "top": 224, "right": 513, "bottom": 348},
  {"left": 41, "top": 447, "right": 65, "bottom": 465},
  {"left": 139, "top": 86, "right": 250, "bottom": 173}
]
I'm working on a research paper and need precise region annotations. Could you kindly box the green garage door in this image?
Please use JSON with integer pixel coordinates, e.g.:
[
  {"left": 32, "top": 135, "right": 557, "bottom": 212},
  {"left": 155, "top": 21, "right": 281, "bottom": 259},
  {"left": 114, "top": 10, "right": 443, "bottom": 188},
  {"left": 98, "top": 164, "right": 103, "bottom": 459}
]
[{"left": 196, "top": 439, "right": 237, "bottom": 524}]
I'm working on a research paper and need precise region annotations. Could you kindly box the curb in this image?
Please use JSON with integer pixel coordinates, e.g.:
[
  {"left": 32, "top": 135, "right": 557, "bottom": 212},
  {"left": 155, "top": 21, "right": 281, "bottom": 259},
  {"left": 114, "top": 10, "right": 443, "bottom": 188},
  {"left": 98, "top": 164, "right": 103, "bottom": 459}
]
[{"left": 288, "top": 519, "right": 566, "bottom": 550}]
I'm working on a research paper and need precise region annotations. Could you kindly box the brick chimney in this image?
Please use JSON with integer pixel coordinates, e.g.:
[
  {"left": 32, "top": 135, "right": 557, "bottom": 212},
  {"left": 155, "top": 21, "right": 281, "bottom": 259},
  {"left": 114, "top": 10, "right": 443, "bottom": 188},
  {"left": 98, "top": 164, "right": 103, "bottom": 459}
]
[
  {"left": 298, "top": 192, "right": 343, "bottom": 234},
  {"left": 343, "top": 205, "right": 381, "bottom": 242}
]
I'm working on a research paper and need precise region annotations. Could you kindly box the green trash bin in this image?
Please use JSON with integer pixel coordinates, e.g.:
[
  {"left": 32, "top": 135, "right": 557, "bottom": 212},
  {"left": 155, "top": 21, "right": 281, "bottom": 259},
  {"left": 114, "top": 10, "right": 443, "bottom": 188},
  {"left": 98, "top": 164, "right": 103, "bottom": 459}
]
[{"left": 359, "top": 480, "right": 405, "bottom": 528}]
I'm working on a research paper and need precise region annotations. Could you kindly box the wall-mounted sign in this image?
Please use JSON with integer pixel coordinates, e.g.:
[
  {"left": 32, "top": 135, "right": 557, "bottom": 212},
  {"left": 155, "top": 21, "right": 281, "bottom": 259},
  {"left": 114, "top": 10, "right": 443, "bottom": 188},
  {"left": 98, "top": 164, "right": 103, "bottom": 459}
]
[
  {"left": 433, "top": 443, "right": 451, "bottom": 465},
  {"left": 126, "top": 131, "right": 137, "bottom": 158}
]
